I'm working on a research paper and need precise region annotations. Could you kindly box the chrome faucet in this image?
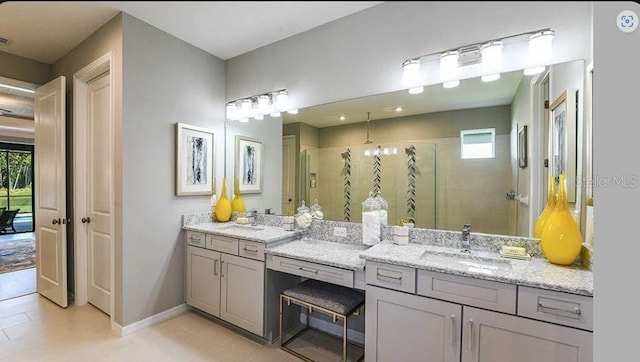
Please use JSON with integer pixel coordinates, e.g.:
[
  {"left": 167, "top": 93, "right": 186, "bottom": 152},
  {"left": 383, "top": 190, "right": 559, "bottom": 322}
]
[
  {"left": 250, "top": 210, "right": 258, "bottom": 226},
  {"left": 461, "top": 224, "right": 471, "bottom": 252}
]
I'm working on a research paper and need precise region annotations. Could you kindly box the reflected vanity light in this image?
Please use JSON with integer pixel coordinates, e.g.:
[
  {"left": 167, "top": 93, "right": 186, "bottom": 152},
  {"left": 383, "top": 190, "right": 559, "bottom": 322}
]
[
  {"left": 401, "top": 28, "right": 554, "bottom": 91},
  {"left": 287, "top": 109, "right": 299, "bottom": 114},
  {"left": 339, "top": 115, "right": 346, "bottom": 121},
  {"left": 395, "top": 106, "right": 403, "bottom": 112}
]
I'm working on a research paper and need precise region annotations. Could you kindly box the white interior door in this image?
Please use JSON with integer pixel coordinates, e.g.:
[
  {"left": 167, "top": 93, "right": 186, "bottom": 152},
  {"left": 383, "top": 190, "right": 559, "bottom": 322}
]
[
  {"left": 86, "top": 72, "right": 112, "bottom": 315},
  {"left": 34, "top": 76, "right": 67, "bottom": 308},
  {"left": 282, "top": 135, "right": 296, "bottom": 215}
]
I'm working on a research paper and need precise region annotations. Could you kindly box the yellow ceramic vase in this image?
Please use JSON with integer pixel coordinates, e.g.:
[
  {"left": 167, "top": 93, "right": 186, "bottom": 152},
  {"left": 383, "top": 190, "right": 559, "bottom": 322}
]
[
  {"left": 215, "top": 178, "right": 232, "bottom": 222},
  {"left": 231, "top": 178, "right": 246, "bottom": 213},
  {"left": 540, "top": 174, "right": 583, "bottom": 265},
  {"left": 533, "top": 175, "right": 557, "bottom": 238}
]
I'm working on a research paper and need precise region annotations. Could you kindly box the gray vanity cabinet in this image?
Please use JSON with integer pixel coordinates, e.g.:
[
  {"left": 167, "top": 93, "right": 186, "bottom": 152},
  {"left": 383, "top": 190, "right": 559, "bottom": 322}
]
[
  {"left": 365, "top": 262, "right": 593, "bottom": 362},
  {"left": 365, "top": 285, "right": 462, "bottom": 362},
  {"left": 220, "top": 253, "right": 265, "bottom": 336},
  {"left": 186, "top": 245, "right": 221, "bottom": 317},
  {"left": 186, "top": 233, "right": 265, "bottom": 337},
  {"left": 461, "top": 306, "right": 592, "bottom": 362}
]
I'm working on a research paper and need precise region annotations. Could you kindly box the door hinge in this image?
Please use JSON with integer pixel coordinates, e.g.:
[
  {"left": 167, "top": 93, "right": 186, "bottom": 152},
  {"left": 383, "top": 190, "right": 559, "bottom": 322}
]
[
  {"left": 544, "top": 100, "right": 549, "bottom": 109},
  {"left": 544, "top": 159, "right": 549, "bottom": 167}
]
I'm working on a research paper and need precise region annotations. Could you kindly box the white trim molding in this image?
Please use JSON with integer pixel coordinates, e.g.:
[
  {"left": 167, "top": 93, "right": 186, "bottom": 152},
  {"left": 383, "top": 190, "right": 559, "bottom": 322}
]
[{"left": 111, "top": 304, "right": 188, "bottom": 337}]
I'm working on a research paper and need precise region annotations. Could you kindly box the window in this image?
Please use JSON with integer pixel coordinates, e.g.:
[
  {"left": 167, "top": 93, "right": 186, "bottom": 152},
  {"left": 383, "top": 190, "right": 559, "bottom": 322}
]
[{"left": 460, "top": 128, "right": 495, "bottom": 159}]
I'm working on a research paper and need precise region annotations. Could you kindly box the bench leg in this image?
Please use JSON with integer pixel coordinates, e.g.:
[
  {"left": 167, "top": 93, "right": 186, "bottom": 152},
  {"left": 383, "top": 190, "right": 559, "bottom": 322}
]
[{"left": 343, "top": 317, "right": 348, "bottom": 362}]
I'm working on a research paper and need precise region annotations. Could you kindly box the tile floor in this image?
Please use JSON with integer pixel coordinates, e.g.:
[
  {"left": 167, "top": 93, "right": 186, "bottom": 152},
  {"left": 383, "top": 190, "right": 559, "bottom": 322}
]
[{"left": 0, "top": 293, "right": 307, "bottom": 361}]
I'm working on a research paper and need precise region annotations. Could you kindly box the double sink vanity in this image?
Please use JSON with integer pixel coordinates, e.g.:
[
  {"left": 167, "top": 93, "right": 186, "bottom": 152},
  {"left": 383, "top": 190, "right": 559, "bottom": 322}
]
[{"left": 182, "top": 213, "right": 593, "bottom": 362}]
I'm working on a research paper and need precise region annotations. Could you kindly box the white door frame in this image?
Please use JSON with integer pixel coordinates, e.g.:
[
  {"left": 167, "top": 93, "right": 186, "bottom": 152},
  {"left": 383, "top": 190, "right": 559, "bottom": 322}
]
[
  {"left": 73, "top": 52, "right": 115, "bottom": 321},
  {"left": 529, "top": 69, "right": 550, "bottom": 237}
]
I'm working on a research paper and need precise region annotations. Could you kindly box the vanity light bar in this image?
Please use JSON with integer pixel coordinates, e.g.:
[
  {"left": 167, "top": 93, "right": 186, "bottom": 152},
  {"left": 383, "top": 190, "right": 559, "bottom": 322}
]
[
  {"left": 401, "top": 27, "right": 554, "bottom": 92},
  {"left": 226, "top": 89, "right": 296, "bottom": 121}
]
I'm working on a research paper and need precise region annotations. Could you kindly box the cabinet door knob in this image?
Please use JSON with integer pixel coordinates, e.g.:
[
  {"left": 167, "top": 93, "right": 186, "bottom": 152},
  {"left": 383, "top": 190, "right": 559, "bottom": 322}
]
[
  {"left": 52, "top": 218, "right": 61, "bottom": 225},
  {"left": 81, "top": 217, "right": 91, "bottom": 224}
]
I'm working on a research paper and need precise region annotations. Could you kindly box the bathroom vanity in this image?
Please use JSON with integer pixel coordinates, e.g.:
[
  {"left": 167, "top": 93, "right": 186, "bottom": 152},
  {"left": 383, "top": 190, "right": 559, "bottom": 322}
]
[{"left": 182, "top": 214, "right": 593, "bottom": 361}]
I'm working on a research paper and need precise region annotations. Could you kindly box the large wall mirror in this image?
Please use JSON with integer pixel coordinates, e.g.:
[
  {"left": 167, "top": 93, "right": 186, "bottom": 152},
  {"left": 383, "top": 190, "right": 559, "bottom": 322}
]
[{"left": 282, "top": 59, "right": 588, "bottom": 239}]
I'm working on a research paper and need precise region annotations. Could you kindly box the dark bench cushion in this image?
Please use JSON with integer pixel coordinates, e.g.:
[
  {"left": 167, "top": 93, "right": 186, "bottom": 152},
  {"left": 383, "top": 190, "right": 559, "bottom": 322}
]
[{"left": 282, "top": 279, "right": 365, "bottom": 315}]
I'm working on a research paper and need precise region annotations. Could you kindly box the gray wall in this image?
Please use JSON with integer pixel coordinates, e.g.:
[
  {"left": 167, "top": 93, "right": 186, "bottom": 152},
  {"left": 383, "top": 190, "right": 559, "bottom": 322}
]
[
  {"left": 226, "top": 2, "right": 592, "bottom": 110},
  {"left": 121, "top": 14, "right": 225, "bottom": 326},
  {"left": 52, "top": 13, "right": 124, "bottom": 323},
  {"left": 0, "top": 50, "right": 52, "bottom": 85}
]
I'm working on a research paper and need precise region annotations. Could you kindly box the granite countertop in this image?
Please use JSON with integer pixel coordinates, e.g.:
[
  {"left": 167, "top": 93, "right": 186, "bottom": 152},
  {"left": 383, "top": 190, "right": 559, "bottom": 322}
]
[
  {"left": 183, "top": 222, "right": 304, "bottom": 244},
  {"left": 360, "top": 241, "right": 593, "bottom": 296},
  {"left": 266, "top": 238, "right": 369, "bottom": 271}
]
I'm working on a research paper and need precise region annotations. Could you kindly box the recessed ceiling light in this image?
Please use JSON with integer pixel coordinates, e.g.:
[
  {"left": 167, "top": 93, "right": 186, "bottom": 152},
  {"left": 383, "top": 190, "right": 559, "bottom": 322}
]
[
  {"left": 339, "top": 115, "right": 346, "bottom": 121},
  {"left": 395, "top": 107, "right": 403, "bottom": 112}
]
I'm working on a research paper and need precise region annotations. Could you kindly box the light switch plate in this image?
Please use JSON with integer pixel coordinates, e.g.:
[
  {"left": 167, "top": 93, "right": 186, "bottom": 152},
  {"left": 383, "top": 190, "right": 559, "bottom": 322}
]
[{"left": 334, "top": 227, "right": 347, "bottom": 237}]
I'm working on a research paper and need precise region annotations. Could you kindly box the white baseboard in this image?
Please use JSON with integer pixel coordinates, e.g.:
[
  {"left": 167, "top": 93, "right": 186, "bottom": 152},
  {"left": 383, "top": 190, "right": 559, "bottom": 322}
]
[
  {"left": 111, "top": 303, "right": 188, "bottom": 337},
  {"left": 302, "top": 315, "right": 365, "bottom": 345}
]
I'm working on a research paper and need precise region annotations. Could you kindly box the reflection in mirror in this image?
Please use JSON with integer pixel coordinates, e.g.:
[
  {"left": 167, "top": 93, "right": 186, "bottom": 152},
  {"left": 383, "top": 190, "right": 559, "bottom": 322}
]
[{"left": 281, "top": 60, "right": 587, "bottom": 238}]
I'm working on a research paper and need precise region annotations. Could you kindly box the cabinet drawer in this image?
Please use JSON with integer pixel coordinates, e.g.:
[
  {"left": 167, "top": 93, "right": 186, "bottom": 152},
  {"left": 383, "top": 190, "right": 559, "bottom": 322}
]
[
  {"left": 239, "top": 240, "right": 265, "bottom": 261},
  {"left": 417, "top": 270, "right": 516, "bottom": 314},
  {"left": 518, "top": 286, "right": 593, "bottom": 331},
  {"left": 186, "top": 231, "right": 206, "bottom": 248},
  {"left": 267, "top": 255, "right": 354, "bottom": 288},
  {"left": 207, "top": 234, "right": 239, "bottom": 255},
  {"left": 366, "top": 261, "right": 416, "bottom": 294}
]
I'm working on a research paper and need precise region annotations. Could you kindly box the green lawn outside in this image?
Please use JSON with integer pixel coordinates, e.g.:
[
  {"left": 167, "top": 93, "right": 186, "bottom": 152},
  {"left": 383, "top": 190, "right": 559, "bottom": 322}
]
[{"left": 0, "top": 188, "right": 33, "bottom": 214}]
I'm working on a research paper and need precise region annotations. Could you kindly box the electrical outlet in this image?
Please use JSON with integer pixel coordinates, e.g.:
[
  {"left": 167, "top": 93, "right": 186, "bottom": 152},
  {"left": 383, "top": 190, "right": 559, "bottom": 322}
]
[{"left": 334, "top": 227, "right": 347, "bottom": 237}]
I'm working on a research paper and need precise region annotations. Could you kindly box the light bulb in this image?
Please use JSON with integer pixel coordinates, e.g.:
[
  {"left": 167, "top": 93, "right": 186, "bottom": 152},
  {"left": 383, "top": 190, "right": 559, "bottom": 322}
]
[
  {"left": 408, "top": 86, "right": 424, "bottom": 95},
  {"left": 443, "top": 80, "right": 460, "bottom": 88},
  {"left": 254, "top": 114, "right": 264, "bottom": 120},
  {"left": 270, "top": 112, "right": 281, "bottom": 117},
  {"left": 226, "top": 102, "right": 237, "bottom": 120},
  {"left": 528, "top": 30, "right": 555, "bottom": 69},
  {"left": 239, "top": 118, "right": 249, "bottom": 123},
  {"left": 257, "top": 95, "right": 270, "bottom": 113},
  {"left": 440, "top": 51, "right": 459, "bottom": 83},
  {"left": 287, "top": 109, "right": 298, "bottom": 115},
  {"left": 240, "top": 99, "right": 252, "bottom": 118},
  {"left": 339, "top": 115, "right": 346, "bottom": 121},
  {"left": 402, "top": 59, "right": 421, "bottom": 88},
  {"left": 395, "top": 107, "right": 403, "bottom": 112},
  {"left": 276, "top": 91, "right": 289, "bottom": 111},
  {"left": 481, "top": 41, "right": 503, "bottom": 81},
  {"left": 481, "top": 74, "right": 501, "bottom": 82}
]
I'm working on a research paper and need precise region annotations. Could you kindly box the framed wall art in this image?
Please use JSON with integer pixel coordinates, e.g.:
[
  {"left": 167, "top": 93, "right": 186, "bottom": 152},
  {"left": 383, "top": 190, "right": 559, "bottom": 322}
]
[
  {"left": 235, "top": 135, "right": 263, "bottom": 194},
  {"left": 175, "top": 123, "right": 215, "bottom": 196},
  {"left": 518, "top": 125, "right": 528, "bottom": 168}
]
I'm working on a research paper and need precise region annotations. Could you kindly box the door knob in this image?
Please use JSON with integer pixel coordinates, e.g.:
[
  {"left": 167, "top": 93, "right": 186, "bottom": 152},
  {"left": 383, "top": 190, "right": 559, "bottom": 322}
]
[
  {"left": 62, "top": 218, "right": 72, "bottom": 224},
  {"left": 52, "top": 218, "right": 61, "bottom": 225},
  {"left": 81, "top": 217, "right": 91, "bottom": 224}
]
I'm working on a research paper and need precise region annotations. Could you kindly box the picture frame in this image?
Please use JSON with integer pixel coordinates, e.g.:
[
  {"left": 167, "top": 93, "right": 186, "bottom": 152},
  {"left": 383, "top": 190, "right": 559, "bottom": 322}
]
[
  {"left": 549, "top": 89, "right": 577, "bottom": 202},
  {"left": 518, "top": 125, "right": 528, "bottom": 168},
  {"left": 235, "top": 135, "right": 263, "bottom": 194},
  {"left": 175, "top": 123, "right": 215, "bottom": 196}
]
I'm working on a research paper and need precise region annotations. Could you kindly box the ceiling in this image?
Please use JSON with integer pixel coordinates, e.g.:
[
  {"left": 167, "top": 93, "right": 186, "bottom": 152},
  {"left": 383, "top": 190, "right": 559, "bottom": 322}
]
[
  {"left": 0, "top": 1, "right": 383, "bottom": 64},
  {"left": 283, "top": 70, "right": 524, "bottom": 129}
]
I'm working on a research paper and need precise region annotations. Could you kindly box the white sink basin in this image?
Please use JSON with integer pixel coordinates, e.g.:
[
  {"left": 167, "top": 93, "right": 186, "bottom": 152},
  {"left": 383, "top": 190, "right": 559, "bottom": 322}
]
[
  {"left": 218, "top": 225, "right": 265, "bottom": 232},
  {"left": 420, "top": 249, "right": 512, "bottom": 274}
]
